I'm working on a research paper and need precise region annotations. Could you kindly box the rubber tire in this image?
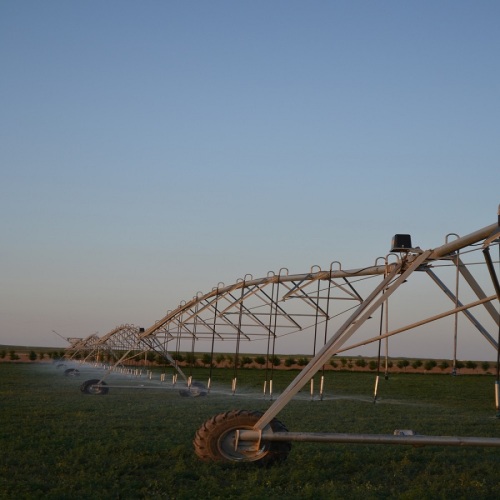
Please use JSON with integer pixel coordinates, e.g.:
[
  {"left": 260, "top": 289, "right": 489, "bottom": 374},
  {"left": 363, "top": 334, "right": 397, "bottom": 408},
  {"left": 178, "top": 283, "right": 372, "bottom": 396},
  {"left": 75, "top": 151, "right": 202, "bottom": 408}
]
[
  {"left": 194, "top": 410, "right": 291, "bottom": 464},
  {"left": 64, "top": 368, "right": 80, "bottom": 377},
  {"left": 80, "top": 379, "right": 108, "bottom": 395}
]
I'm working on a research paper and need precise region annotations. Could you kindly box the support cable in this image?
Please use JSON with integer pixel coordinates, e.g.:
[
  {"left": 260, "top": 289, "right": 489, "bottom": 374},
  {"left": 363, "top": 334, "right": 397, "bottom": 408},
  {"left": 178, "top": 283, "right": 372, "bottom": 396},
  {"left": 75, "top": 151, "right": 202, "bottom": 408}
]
[
  {"left": 374, "top": 257, "right": 389, "bottom": 402},
  {"left": 374, "top": 300, "right": 384, "bottom": 403},
  {"left": 189, "top": 300, "right": 199, "bottom": 383},
  {"left": 233, "top": 277, "right": 248, "bottom": 395},
  {"left": 207, "top": 285, "right": 221, "bottom": 393},
  {"left": 270, "top": 278, "right": 280, "bottom": 400},
  {"left": 311, "top": 266, "right": 321, "bottom": 401},
  {"left": 173, "top": 312, "right": 183, "bottom": 386},
  {"left": 269, "top": 269, "right": 286, "bottom": 400},
  {"left": 452, "top": 249, "right": 461, "bottom": 375},
  {"left": 320, "top": 266, "right": 334, "bottom": 401},
  {"left": 264, "top": 276, "right": 275, "bottom": 397}
]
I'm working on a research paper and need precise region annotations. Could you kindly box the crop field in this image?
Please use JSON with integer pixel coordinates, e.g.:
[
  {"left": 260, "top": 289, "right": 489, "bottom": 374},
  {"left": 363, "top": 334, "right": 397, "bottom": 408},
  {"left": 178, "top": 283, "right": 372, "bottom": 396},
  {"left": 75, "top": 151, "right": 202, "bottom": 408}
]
[{"left": 1, "top": 363, "right": 500, "bottom": 499}]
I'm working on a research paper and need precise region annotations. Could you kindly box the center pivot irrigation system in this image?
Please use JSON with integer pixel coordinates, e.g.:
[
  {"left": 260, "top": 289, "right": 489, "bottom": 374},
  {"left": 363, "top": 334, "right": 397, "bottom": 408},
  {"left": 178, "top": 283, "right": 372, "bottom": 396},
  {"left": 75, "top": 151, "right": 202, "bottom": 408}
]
[{"left": 65, "top": 206, "right": 500, "bottom": 464}]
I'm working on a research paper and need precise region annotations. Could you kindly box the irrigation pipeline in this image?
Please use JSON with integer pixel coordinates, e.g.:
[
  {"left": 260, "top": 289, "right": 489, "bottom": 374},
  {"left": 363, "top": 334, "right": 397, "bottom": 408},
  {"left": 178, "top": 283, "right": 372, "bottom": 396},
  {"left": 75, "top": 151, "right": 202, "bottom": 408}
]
[{"left": 236, "top": 430, "right": 500, "bottom": 448}]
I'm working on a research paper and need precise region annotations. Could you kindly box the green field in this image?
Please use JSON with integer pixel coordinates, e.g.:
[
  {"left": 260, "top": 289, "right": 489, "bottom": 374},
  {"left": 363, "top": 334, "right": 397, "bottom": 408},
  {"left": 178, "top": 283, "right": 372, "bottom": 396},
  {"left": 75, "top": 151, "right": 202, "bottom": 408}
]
[{"left": 1, "top": 363, "right": 499, "bottom": 499}]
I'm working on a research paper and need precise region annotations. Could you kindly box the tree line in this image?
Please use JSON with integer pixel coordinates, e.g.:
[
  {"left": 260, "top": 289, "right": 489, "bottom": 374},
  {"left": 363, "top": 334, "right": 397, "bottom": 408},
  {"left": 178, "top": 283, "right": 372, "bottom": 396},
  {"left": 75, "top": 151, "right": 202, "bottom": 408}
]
[{"left": 1, "top": 348, "right": 493, "bottom": 374}]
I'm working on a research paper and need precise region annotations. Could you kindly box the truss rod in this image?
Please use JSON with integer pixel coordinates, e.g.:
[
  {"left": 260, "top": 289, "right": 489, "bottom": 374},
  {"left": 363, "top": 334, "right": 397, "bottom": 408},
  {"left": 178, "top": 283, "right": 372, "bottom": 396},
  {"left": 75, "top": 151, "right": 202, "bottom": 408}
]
[
  {"left": 426, "top": 269, "right": 498, "bottom": 348},
  {"left": 334, "top": 294, "right": 497, "bottom": 355},
  {"left": 456, "top": 257, "right": 499, "bottom": 324}
]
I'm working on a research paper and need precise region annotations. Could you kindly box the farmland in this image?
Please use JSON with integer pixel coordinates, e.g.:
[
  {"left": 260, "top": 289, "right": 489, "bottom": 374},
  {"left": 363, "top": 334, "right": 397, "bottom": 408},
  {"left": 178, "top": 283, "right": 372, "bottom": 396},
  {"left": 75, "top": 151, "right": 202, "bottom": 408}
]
[{"left": 1, "top": 362, "right": 499, "bottom": 499}]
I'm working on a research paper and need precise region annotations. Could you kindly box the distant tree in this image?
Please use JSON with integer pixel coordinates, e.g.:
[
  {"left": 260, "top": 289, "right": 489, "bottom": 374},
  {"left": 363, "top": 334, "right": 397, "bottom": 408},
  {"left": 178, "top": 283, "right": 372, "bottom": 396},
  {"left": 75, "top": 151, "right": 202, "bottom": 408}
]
[
  {"left": 254, "top": 356, "right": 266, "bottom": 366},
  {"left": 270, "top": 355, "right": 281, "bottom": 367},
  {"left": 172, "top": 352, "right": 185, "bottom": 363},
  {"left": 386, "top": 360, "right": 393, "bottom": 369},
  {"left": 229, "top": 356, "right": 237, "bottom": 367},
  {"left": 227, "top": 355, "right": 241, "bottom": 368},
  {"left": 241, "top": 356, "right": 253, "bottom": 367},
  {"left": 411, "top": 360, "right": 423, "bottom": 370},
  {"left": 368, "top": 360, "right": 378, "bottom": 371},
  {"left": 28, "top": 350, "right": 37, "bottom": 361},
  {"left": 465, "top": 360, "right": 477, "bottom": 371},
  {"left": 215, "top": 354, "right": 226, "bottom": 365},
  {"left": 340, "top": 358, "right": 347, "bottom": 367},
  {"left": 481, "top": 361, "right": 490, "bottom": 373},
  {"left": 201, "top": 353, "right": 212, "bottom": 367},
  {"left": 297, "top": 357, "right": 309, "bottom": 366},
  {"left": 397, "top": 359, "right": 409, "bottom": 371},
  {"left": 355, "top": 358, "right": 367, "bottom": 368},
  {"left": 455, "top": 360, "right": 465, "bottom": 370},
  {"left": 330, "top": 359, "right": 338, "bottom": 369},
  {"left": 439, "top": 361, "right": 450, "bottom": 371},
  {"left": 424, "top": 360, "right": 437, "bottom": 372},
  {"left": 38, "top": 352, "right": 45, "bottom": 360},
  {"left": 284, "top": 357, "right": 296, "bottom": 367},
  {"left": 0, "top": 349, "right": 6, "bottom": 359},
  {"left": 9, "top": 350, "right": 19, "bottom": 361}
]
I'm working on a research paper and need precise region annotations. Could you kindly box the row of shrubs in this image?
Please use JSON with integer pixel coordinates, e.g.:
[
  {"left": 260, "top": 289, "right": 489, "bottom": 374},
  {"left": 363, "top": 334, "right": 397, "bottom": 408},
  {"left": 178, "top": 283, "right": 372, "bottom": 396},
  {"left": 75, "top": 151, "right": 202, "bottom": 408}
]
[
  {"left": 2, "top": 348, "right": 493, "bottom": 373},
  {"left": 62, "top": 349, "right": 494, "bottom": 373},
  {"left": 0, "top": 350, "right": 66, "bottom": 361},
  {"left": 332, "top": 357, "right": 491, "bottom": 373}
]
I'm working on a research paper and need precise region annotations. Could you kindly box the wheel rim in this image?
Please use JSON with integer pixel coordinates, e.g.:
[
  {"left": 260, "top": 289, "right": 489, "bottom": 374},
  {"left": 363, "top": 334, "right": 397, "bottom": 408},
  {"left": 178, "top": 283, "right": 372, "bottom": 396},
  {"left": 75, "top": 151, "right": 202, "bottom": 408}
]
[
  {"left": 217, "top": 424, "right": 271, "bottom": 462},
  {"left": 88, "top": 383, "right": 104, "bottom": 395}
]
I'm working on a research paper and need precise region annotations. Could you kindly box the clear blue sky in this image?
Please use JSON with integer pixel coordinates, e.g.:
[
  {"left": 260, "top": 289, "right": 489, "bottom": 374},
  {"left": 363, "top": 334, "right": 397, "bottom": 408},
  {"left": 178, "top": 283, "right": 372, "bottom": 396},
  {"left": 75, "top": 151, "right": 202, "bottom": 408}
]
[{"left": 1, "top": 1, "right": 499, "bottom": 360}]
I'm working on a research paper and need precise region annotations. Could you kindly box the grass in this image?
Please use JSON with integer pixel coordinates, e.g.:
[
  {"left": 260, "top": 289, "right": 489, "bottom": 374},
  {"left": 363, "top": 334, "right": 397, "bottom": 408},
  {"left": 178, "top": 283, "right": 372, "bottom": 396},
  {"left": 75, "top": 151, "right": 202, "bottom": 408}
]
[{"left": 1, "top": 363, "right": 499, "bottom": 499}]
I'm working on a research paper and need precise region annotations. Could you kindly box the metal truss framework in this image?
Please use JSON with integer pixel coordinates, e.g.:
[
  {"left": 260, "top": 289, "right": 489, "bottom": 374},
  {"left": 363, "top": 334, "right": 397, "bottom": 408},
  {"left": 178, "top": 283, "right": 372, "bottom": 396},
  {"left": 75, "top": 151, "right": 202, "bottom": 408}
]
[
  {"left": 72, "top": 206, "right": 500, "bottom": 460},
  {"left": 65, "top": 333, "right": 100, "bottom": 361},
  {"left": 64, "top": 324, "right": 175, "bottom": 367},
  {"left": 65, "top": 323, "right": 193, "bottom": 385},
  {"left": 195, "top": 213, "right": 499, "bottom": 462},
  {"left": 73, "top": 218, "right": 499, "bottom": 399},
  {"left": 132, "top": 217, "right": 499, "bottom": 418}
]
